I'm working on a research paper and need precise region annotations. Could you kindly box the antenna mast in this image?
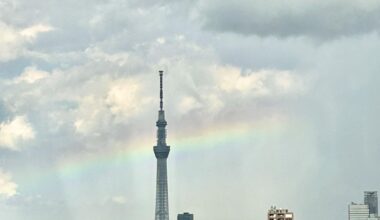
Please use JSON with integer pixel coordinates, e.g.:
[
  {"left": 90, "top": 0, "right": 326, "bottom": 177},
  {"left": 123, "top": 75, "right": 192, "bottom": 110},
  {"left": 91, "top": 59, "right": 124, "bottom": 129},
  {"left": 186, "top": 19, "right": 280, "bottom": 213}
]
[{"left": 159, "top": 70, "right": 164, "bottom": 110}]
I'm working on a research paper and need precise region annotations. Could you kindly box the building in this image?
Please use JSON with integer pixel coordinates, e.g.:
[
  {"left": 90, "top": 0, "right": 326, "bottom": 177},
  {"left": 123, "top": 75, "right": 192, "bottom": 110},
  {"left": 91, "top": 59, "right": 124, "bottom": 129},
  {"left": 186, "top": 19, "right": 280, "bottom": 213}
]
[
  {"left": 365, "top": 191, "right": 378, "bottom": 216},
  {"left": 177, "top": 212, "right": 194, "bottom": 220},
  {"left": 154, "top": 71, "right": 171, "bottom": 220},
  {"left": 268, "top": 206, "right": 294, "bottom": 220},
  {"left": 349, "top": 203, "right": 369, "bottom": 220},
  {"left": 368, "top": 214, "right": 380, "bottom": 220}
]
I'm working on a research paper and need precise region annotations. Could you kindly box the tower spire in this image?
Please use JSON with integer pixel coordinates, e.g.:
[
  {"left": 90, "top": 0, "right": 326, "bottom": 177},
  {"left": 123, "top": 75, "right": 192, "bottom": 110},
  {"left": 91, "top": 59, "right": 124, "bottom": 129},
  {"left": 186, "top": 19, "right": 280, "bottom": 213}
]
[{"left": 159, "top": 70, "right": 164, "bottom": 110}]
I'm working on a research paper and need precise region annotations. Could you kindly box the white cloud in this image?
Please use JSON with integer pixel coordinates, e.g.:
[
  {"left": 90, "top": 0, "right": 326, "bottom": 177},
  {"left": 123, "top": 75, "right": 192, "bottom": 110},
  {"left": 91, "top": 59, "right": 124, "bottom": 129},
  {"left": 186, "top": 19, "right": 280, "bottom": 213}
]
[
  {"left": 214, "top": 65, "right": 305, "bottom": 96},
  {"left": 74, "top": 77, "right": 153, "bottom": 136},
  {"left": 178, "top": 96, "right": 202, "bottom": 114},
  {"left": 178, "top": 94, "right": 224, "bottom": 117},
  {"left": 74, "top": 96, "right": 111, "bottom": 136},
  {"left": 14, "top": 66, "right": 49, "bottom": 84},
  {"left": 0, "top": 22, "right": 24, "bottom": 61},
  {"left": 20, "top": 24, "right": 54, "bottom": 40},
  {"left": 106, "top": 78, "right": 153, "bottom": 118},
  {"left": 0, "top": 169, "right": 17, "bottom": 198},
  {"left": 85, "top": 47, "right": 131, "bottom": 66},
  {"left": 110, "top": 196, "right": 126, "bottom": 205},
  {"left": 0, "top": 22, "right": 54, "bottom": 61},
  {"left": 203, "top": 94, "right": 224, "bottom": 114},
  {"left": 0, "top": 116, "right": 35, "bottom": 150},
  {"left": 217, "top": 66, "right": 269, "bottom": 95},
  {"left": 156, "top": 37, "right": 166, "bottom": 44}
]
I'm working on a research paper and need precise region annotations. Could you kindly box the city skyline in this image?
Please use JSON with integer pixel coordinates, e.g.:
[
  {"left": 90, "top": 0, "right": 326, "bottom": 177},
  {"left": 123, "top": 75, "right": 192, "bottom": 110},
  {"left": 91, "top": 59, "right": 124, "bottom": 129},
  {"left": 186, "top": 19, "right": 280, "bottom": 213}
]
[
  {"left": 1, "top": 0, "right": 380, "bottom": 220},
  {"left": 349, "top": 191, "right": 379, "bottom": 220}
]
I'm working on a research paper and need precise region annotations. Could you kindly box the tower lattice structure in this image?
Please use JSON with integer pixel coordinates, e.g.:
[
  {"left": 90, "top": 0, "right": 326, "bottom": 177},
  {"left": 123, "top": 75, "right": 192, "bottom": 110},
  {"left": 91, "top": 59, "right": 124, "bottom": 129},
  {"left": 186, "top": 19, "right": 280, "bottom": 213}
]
[{"left": 154, "top": 70, "right": 170, "bottom": 220}]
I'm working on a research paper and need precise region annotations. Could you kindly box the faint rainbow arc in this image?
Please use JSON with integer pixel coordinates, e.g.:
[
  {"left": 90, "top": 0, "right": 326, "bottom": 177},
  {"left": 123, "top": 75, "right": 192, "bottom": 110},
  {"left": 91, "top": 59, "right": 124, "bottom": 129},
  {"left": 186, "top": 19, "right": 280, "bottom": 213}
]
[{"left": 22, "top": 120, "right": 287, "bottom": 190}]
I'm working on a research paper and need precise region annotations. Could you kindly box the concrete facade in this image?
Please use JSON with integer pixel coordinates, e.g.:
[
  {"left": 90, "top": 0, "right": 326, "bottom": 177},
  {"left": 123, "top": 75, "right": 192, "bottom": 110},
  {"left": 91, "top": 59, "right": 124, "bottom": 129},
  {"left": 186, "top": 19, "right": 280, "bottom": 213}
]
[{"left": 349, "top": 203, "right": 370, "bottom": 220}]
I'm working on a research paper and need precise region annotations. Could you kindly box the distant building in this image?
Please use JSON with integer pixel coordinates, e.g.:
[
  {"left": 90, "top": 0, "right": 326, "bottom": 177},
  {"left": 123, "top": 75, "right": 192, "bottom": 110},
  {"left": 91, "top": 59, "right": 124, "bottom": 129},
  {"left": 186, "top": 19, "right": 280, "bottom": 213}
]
[
  {"left": 365, "top": 191, "right": 378, "bottom": 216},
  {"left": 268, "top": 206, "right": 294, "bottom": 220},
  {"left": 368, "top": 214, "right": 380, "bottom": 220},
  {"left": 177, "top": 212, "right": 193, "bottom": 220},
  {"left": 349, "top": 203, "right": 369, "bottom": 220}
]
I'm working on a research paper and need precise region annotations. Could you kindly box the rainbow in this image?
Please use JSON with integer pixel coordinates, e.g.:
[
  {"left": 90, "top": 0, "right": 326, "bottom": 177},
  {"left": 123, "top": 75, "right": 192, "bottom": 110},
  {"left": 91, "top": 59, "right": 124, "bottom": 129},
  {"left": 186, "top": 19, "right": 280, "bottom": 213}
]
[{"left": 20, "top": 118, "right": 292, "bottom": 191}]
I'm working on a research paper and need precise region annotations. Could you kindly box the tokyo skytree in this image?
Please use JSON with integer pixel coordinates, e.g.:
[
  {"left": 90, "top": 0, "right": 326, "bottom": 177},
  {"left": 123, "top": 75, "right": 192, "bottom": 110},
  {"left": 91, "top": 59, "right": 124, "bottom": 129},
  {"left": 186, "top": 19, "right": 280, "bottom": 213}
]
[{"left": 153, "top": 70, "right": 170, "bottom": 220}]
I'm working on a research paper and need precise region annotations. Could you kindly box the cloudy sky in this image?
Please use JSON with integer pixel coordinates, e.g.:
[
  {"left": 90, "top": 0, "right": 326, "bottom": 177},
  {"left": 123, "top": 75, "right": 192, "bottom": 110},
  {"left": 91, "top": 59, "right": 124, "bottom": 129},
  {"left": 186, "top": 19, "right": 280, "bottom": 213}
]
[{"left": 1, "top": 0, "right": 380, "bottom": 219}]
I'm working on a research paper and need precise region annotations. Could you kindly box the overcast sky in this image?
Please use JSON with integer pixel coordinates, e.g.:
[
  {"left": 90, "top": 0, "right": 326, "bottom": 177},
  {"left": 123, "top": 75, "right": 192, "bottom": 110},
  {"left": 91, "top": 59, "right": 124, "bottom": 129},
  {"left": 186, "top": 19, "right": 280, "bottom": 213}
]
[{"left": 1, "top": 0, "right": 380, "bottom": 220}]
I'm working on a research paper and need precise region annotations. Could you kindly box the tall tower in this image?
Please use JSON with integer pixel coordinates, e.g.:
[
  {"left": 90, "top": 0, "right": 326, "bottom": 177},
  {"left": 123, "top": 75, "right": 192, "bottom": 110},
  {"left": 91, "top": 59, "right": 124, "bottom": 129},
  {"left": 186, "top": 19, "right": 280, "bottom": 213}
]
[{"left": 154, "top": 70, "right": 170, "bottom": 220}]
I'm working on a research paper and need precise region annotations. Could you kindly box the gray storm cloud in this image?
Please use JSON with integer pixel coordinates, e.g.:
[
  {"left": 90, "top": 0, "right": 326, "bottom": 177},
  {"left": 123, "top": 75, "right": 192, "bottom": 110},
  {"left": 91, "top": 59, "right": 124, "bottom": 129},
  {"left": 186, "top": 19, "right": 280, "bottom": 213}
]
[{"left": 198, "top": 0, "right": 380, "bottom": 39}]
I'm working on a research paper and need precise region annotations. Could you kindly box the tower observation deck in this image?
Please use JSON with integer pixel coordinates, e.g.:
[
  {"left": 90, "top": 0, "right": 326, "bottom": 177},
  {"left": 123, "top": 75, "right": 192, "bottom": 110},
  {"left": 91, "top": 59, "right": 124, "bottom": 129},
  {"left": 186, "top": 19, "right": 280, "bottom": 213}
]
[{"left": 154, "top": 70, "right": 170, "bottom": 220}]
